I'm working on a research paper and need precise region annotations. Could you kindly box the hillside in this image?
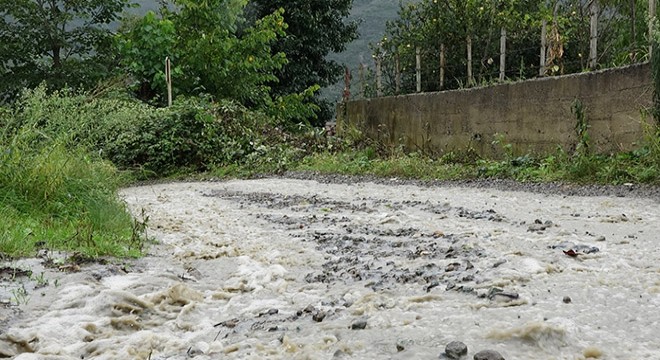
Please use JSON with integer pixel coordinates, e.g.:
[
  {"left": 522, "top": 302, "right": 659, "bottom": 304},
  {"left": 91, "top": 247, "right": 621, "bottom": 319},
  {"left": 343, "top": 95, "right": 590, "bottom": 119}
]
[
  {"left": 329, "top": 0, "right": 404, "bottom": 68},
  {"left": 323, "top": 0, "right": 408, "bottom": 103}
]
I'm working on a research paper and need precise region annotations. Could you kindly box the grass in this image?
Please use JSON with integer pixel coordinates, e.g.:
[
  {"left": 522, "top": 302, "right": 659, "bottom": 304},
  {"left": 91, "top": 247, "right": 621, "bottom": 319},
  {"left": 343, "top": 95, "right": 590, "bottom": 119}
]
[
  {"left": 286, "top": 130, "right": 660, "bottom": 185},
  {"left": 1, "top": 85, "right": 658, "bottom": 261},
  {"left": 294, "top": 149, "right": 476, "bottom": 180},
  {"left": 0, "top": 121, "right": 144, "bottom": 259},
  {"left": 202, "top": 113, "right": 660, "bottom": 186}
]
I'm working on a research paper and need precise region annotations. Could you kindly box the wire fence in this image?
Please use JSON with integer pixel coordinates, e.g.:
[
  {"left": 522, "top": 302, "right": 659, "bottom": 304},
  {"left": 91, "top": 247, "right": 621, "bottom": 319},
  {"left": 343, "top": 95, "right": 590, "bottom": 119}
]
[
  {"left": 342, "top": 42, "right": 649, "bottom": 101},
  {"left": 340, "top": 3, "right": 655, "bottom": 101}
]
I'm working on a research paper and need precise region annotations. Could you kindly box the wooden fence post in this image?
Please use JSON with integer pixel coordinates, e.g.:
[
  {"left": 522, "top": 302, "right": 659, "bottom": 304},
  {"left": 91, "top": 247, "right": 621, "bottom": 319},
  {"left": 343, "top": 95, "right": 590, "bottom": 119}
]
[
  {"left": 467, "top": 34, "right": 474, "bottom": 86},
  {"left": 416, "top": 46, "right": 422, "bottom": 92},
  {"left": 651, "top": 0, "right": 657, "bottom": 58},
  {"left": 540, "top": 19, "right": 547, "bottom": 76},
  {"left": 376, "top": 56, "right": 383, "bottom": 97},
  {"left": 499, "top": 27, "right": 506, "bottom": 82},
  {"left": 440, "top": 43, "right": 446, "bottom": 90},
  {"left": 165, "top": 57, "right": 172, "bottom": 107},
  {"left": 343, "top": 65, "right": 351, "bottom": 102},
  {"left": 589, "top": 0, "right": 599, "bottom": 69},
  {"left": 359, "top": 63, "right": 365, "bottom": 98},
  {"left": 631, "top": 0, "right": 637, "bottom": 60},
  {"left": 395, "top": 53, "right": 401, "bottom": 95}
]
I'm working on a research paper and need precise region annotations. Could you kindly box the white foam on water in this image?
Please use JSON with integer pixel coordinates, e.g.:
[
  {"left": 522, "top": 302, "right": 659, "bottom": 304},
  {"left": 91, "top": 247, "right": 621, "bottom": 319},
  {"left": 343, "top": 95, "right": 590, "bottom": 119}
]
[{"left": 0, "top": 179, "right": 658, "bottom": 359}]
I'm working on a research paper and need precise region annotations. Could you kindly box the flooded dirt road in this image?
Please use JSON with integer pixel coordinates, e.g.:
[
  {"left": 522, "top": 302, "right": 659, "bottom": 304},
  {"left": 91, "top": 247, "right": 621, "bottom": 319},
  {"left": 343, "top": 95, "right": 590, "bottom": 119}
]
[{"left": 1, "top": 178, "right": 659, "bottom": 359}]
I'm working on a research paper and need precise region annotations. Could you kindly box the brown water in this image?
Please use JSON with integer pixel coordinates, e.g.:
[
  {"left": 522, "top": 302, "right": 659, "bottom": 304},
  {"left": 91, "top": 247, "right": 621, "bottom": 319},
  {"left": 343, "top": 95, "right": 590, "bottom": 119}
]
[{"left": 1, "top": 178, "right": 659, "bottom": 359}]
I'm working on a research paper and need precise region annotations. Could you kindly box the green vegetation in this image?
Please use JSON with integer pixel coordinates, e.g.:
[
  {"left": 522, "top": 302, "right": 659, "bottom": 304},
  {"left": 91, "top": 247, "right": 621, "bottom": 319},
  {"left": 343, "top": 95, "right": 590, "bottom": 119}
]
[
  {"left": 0, "top": 108, "right": 140, "bottom": 258},
  {"left": 246, "top": 0, "right": 359, "bottom": 125},
  {"left": 0, "top": 1, "right": 658, "bottom": 262},
  {"left": 1, "top": 86, "right": 658, "bottom": 261},
  {"left": 118, "top": 1, "right": 289, "bottom": 109},
  {"left": 289, "top": 123, "right": 660, "bottom": 185},
  {"left": 0, "top": 0, "right": 128, "bottom": 101},
  {"left": 372, "top": 0, "right": 656, "bottom": 95},
  {"left": 0, "top": 85, "right": 332, "bottom": 258}
]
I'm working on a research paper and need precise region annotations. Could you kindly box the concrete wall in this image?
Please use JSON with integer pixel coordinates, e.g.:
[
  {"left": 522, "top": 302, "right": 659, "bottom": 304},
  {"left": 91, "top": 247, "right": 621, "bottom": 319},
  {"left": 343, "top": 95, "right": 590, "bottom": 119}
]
[{"left": 338, "top": 63, "right": 653, "bottom": 157}]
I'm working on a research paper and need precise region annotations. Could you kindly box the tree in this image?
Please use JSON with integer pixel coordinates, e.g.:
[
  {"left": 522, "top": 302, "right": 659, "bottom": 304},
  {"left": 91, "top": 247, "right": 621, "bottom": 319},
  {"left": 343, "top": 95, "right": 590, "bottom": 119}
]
[
  {"left": 376, "top": 0, "right": 658, "bottom": 94},
  {"left": 245, "top": 0, "right": 359, "bottom": 125},
  {"left": 115, "top": 11, "right": 179, "bottom": 102},
  {"left": 0, "top": 0, "right": 129, "bottom": 100},
  {"left": 117, "top": 0, "right": 288, "bottom": 107}
]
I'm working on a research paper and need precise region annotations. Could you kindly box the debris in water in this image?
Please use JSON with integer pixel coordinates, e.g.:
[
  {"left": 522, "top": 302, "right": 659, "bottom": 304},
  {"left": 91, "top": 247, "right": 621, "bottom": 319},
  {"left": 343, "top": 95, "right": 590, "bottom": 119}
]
[{"left": 214, "top": 318, "right": 239, "bottom": 328}]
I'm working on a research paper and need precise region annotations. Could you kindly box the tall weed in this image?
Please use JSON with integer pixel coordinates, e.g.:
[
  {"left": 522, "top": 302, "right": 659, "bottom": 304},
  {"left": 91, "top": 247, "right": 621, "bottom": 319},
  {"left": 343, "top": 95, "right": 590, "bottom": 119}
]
[{"left": 0, "top": 131, "right": 139, "bottom": 257}]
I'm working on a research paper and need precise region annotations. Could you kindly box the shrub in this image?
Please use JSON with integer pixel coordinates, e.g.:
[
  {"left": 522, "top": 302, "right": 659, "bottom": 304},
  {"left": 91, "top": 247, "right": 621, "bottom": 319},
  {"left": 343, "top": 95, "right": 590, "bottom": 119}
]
[{"left": 4, "top": 85, "right": 332, "bottom": 178}]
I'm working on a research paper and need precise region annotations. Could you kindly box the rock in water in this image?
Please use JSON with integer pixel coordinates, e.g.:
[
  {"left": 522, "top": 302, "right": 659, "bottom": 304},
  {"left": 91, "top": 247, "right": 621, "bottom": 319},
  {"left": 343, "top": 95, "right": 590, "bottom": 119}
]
[
  {"left": 396, "top": 339, "right": 413, "bottom": 352},
  {"left": 312, "top": 311, "right": 326, "bottom": 322},
  {"left": 350, "top": 320, "right": 367, "bottom": 330},
  {"left": 445, "top": 341, "right": 468, "bottom": 359},
  {"left": 474, "top": 350, "right": 504, "bottom": 360}
]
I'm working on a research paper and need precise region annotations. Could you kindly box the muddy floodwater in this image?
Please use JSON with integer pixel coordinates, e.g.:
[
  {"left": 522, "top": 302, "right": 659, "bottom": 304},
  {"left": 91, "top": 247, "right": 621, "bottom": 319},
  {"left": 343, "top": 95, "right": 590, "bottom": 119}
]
[{"left": 1, "top": 177, "right": 659, "bottom": 359}]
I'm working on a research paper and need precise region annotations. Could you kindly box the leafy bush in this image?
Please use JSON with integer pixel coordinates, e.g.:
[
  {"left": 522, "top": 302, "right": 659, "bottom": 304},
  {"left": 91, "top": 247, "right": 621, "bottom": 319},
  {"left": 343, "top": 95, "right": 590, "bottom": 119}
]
[{"left": 3, "top": 85, "right": 334, "bottom": 178}]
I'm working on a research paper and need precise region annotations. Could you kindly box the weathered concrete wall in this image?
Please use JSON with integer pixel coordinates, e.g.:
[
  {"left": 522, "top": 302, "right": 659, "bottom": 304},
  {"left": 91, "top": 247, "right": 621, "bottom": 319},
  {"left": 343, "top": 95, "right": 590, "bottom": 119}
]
[{"left": 338, "top": 63, "right": 653, "bottom": 156}]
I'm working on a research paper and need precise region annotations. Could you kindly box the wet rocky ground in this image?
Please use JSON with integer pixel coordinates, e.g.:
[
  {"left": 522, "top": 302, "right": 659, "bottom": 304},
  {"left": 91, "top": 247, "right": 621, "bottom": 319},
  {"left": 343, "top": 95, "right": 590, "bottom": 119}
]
[
  {"left": 1, "top": 176, "right": 659, "bottom": 359},
  {"left": 277, "top": 171, "right": 660, "bottom": 201}
]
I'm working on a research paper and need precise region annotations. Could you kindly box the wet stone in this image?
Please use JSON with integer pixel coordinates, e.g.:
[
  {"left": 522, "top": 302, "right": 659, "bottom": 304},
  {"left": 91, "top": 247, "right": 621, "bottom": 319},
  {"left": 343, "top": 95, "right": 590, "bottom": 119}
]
[
  {"left": 460, "top": 286, "right": 474, "bottom": 293},
  {"left": 492, "top": 259, "right": 507, "bottom": 268},
  {"left": 312, "top": 311, "right": 326, "bottom": 322},
  {"left": 333, "top": 349, "right": 348, "bottom": 358},
  {"left": 473, "top": 349, "right": 505, "bottom": 360},
  {"left": 527, "top": 223, "right": 549, "bottom": 232},
  {"left": 396, "top": 339, "right": 414, "bottom": 352},
  {"left": 445, "top": 262, "right": 461, "bottom": 272},
  {"left": 396, "top": 339, "right": 413, "bottom": 352},
  {"left": 425, "top": 281, "right": 440, "bottom": 292},
  {"left": 573, "top": 245, "right": 599, "bottom": 254},
  {"left": 258, "top": 308, "right": 279, "bottom": 317},
  {"left": 350, "top": 320, "right": 367, "bottom": 330},
  {"left": 445, "top": 341, "right": 468, "bottom": 359},
  {"left": 461, "top": 274, "right": 475, "bottom": 282}
]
